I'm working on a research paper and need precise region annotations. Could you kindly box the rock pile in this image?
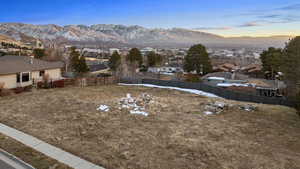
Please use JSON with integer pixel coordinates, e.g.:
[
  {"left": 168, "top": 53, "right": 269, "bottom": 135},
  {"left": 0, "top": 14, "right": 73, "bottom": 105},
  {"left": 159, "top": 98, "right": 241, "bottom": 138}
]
[
  {"left": 119, "top": 93, "right": 154, "bottom": 116},
  {"left": 239, "top": 104, "right": 258, "bottom": 112},
  {"left": 204, "top": 101, "right": 227, "bottom": 115},
  {"left": 203, "top": 101, "right": 258, "bottom": 115}
]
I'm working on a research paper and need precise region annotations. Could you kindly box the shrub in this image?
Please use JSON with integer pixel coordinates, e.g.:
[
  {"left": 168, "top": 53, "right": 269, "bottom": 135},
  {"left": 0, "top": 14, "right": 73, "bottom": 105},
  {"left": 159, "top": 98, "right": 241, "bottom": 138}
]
[
  {"left": 185, "top": 73, "right": 201, "bottom": 83},
  {"left": 296, "top": 92, "right": 300, "bottom": 116},
  {"left": 0, "top": 89, "right": 14, "bottom": 97},
  {"left": 14, "top": 87, "right": 25, "bottom": 94},
  {"left": 24, "top": 85, "right": 32, "bottom": 92},
  {"left": 0, "top": 82, "right": 4, "bottom": 89},
  {"left": 53, "top": 80, "right": 65, "bottom": 88}
]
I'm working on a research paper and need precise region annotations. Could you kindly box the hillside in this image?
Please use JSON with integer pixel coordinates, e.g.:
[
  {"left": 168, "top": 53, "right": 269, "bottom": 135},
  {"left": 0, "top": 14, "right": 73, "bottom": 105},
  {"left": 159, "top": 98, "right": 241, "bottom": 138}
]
[
  {"left": 0, "top": 23, "right": 292, "bottom": 48},
  {"left": 0, "top": 85, "right": 299, "bottom": 169}
]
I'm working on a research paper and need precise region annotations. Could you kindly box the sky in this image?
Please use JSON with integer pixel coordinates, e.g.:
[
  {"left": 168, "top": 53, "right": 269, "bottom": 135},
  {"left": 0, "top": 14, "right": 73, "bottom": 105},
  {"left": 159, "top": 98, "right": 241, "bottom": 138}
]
[{"left": 0, "top": 0, "right": 300, "bottom": 37}]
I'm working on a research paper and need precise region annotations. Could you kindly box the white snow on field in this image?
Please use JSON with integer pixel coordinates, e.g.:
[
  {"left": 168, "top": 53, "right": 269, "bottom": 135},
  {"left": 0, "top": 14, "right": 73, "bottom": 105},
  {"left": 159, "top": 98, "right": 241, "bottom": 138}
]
[
  {"left": 204, "top": 111, "right": 214, "bottom": 115},
  {"left": 207, "top": 77, "right": 225, "bottom": 81},
  {"left": 217, "top": 83, "right": 252, "bottom": 87},
  {"left": 119, "top": 83, "right": 220, "bottom": 98},
  {"left": 97, "top": 105, "right": 110, "bottom": 112},
  {"left": 130, "top": 110, "right": 149, "bottom": 116}
]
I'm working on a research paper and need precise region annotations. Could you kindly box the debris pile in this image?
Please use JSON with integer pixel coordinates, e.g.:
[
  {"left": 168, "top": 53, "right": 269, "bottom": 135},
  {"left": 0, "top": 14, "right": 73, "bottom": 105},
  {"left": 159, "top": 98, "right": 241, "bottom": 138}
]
[
  {"left": 204, "top": 101, "right": 227, "bottom": 115},
  {"left": 239, "top": 104, "right": 258, "bottom": 112},
  {"left": 119, "top": 93, "right": 154, "bottom": 116},
  {"left": 203, "top": 101, "right": 258, "bottom": 115}
]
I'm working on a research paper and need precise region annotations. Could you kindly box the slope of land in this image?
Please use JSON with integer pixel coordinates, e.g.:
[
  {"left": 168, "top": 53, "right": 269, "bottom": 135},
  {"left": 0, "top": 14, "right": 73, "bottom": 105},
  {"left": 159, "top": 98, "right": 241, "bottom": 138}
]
[{"left": 0, "top": 85, "right": 299, "bottom": 169}]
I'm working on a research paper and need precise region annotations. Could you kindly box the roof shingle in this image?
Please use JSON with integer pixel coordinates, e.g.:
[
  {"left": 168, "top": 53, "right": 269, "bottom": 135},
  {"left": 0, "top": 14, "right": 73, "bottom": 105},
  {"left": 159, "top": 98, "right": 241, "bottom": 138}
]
[{"left": 0, "top": 55, "right": 64, "bottom": 75}]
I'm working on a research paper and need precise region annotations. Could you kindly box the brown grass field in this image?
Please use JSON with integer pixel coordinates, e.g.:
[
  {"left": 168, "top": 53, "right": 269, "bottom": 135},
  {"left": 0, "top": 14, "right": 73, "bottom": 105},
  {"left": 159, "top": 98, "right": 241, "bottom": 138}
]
[{"left": 0, "top": 85, "right": 300, "bottom": 169}]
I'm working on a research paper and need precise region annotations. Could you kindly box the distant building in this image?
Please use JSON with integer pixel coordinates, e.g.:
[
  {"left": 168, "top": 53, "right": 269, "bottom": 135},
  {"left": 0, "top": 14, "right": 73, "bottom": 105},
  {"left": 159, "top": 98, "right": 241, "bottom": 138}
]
[
  {"left": 148, "top": 66, "right": 182, "bottom": 74},
  {"left": 109, "top": 48, "right": 120, "bottom": 55},
  {"left": 140, "top": 47, "right": 157, "bottom": 56},
  {"left": 213, "top": 63, "right": 238, "bottom": 72},
  {"left": 89, "top": 64, "right": 109, "bottom": 74},
  {"left": 82, "top": 48, "right": 103, "bottom": 54}
]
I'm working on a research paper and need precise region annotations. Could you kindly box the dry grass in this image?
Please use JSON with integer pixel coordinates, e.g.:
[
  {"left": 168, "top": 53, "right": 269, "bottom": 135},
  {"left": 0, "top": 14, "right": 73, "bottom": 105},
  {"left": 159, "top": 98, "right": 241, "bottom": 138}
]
[
  {"left": 0, "top": 133, "right": 71, "bottom": 169},
  {"left": 0, "top": 85, "right": 300, "bottom": 169}
]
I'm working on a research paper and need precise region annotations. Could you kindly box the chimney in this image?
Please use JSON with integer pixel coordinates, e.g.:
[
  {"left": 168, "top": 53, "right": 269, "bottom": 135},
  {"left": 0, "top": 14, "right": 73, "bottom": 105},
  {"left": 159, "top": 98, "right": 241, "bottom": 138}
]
[{"left": 30, "top": 58, "right": 33, "bottom": 64}]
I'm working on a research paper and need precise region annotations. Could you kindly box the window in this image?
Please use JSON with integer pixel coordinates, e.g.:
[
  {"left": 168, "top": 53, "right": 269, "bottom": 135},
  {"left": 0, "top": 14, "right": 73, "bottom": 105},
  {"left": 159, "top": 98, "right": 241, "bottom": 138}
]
[
  {"left": 17, "top": 73, "right": 20, "bottom": 83},
  {"left": 21, "top": 72, "right": 30, "bottom": 82},
  {"left": 39, "top": 70, "right": 45, "bottom": 77}
]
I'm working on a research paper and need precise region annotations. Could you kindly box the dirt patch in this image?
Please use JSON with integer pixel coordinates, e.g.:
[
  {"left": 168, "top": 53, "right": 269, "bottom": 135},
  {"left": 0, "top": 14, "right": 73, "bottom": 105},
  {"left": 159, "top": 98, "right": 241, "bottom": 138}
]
[{"left": 0, "top": 85, "right": 300, "bottom": 169}]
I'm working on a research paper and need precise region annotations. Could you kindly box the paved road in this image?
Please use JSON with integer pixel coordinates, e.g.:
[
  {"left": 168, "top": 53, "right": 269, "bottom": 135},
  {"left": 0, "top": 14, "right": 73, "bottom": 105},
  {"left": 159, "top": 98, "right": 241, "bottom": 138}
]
[
  {"left": 0, "top": 159, "right": 15, "bottom": 169},
  {"left": 0, "top": 150, "right": 35, "bottom": 169}
]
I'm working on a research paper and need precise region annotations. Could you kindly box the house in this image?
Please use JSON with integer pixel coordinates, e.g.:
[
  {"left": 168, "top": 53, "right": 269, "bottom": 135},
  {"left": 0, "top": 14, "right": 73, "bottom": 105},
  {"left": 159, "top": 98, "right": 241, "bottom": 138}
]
[
  {"left": 89, "top": 63, "right": 109, "bottom": 74},
  {"left": 241, "top": 64, "right": 263, "bottom": 78},
  {"left": 0, "top": 55, "right": 64, "bottom": 89},
  {"left": 202, "top": 72, "right": 248, "bottom": 86},
  {"left": 148, "top": 66, "right": 183, "bottom": 75},
  {"left": 140, "top": 47, "right": 157, "bottom": 56},
  {"left": 109, "top": 48, "right": 120, "bottom": 55},
  {"left": 213, "top": 63, "right": 238, "bottom": 72}
]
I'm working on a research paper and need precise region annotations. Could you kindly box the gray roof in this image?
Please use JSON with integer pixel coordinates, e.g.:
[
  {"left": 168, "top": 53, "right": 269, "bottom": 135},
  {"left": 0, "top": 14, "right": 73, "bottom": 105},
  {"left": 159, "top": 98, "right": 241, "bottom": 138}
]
[
  {"left": 89, "top": 64, "right": 108, "bottom": 72},
  {"left": 0, "top": 55, "right": 64, "bottom": 75}
]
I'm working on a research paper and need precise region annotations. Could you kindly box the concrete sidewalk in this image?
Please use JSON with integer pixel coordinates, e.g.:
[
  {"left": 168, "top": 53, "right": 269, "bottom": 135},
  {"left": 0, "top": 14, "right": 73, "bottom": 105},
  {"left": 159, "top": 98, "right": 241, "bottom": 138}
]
[{"left": 0, "top": 123, "right": 105, "bottom": 169}]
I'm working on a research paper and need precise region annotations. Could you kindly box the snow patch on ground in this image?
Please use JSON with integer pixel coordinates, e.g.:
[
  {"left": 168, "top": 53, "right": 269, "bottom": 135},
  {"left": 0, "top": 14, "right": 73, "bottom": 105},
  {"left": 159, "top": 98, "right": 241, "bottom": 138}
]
[
  {"left": 130, "top": 110, "right": 149, "bottom": 116},
  {"left": 217, "top": 83, "right": 254, "bottom": 87},
  {"left": 204, "top": 111, "right": 213, "bottom": 115},
  {"left": 97, "top": 105, "right": 110, "bottom": 112},
  {"left": 119, "top": 83, "right": 220, "bottom": 98}
]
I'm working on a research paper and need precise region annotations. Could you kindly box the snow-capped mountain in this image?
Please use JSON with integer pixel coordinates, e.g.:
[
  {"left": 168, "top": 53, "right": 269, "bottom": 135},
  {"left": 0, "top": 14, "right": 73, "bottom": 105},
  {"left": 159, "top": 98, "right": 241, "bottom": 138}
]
[{"left": 0, "top": 23, "right": 291, "bottom": 48}]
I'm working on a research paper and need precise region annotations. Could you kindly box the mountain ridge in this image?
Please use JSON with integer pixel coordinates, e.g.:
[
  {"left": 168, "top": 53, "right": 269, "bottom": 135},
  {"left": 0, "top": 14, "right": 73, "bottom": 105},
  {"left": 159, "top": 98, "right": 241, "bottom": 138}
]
[{"left": 0, "top": 23, "right": 292, "bottom": 48}]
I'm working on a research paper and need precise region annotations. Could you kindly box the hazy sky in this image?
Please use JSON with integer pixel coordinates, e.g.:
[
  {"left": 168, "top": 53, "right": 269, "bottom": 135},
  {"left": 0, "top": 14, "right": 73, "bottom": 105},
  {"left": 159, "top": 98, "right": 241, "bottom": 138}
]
[{"left": 1, "top": 0, "right": 300, "bottom": 37}]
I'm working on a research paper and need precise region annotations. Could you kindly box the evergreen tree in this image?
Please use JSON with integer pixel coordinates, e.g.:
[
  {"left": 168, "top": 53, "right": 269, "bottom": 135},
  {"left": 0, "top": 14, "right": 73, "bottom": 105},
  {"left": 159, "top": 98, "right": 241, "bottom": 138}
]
[
  {"left": 147, "top": 51, "right": 163, "bottom": 67},
  {"left": 281, "top": 37, "right": 300, "bottom": 108},
  {"left": 108, "top": 51, "right": 121, "bottom": 71},
  {"left": 184, "top": 44, "right": 212, "bottom": 75},
  {"left": 127, "top": 48, "right": 143, "bottom": 67},
  {"left": 69, "top": 47, "right": 80, "bottom": 71},
  {"left": 77, "top": 56, "right": 89, "bottom": 74},
  {"left": 260, "top": 47, "right": 283, "bottom": 79},
  {"left": 126, "top": 48, "right": 143, "bottom": 75},
  {"left": 33, "top": 48, "right": 46, "bottom": 59},
  {"left": 69, "top": 47, "right": 89, "bottom": 75}
]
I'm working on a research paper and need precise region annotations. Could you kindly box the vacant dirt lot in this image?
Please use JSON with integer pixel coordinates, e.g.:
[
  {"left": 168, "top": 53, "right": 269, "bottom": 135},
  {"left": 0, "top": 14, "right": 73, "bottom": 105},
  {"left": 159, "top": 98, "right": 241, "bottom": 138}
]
[{"left": 0, "top": 85, "right": 300, "bottom": 169}]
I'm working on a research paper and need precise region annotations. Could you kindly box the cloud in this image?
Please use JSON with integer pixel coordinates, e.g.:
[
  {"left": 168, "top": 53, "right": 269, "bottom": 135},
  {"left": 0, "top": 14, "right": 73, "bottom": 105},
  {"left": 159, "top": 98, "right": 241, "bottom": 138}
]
[
  {"left": 234, "top": 3, "right": 300, "bottom": 28},
  {"left": 194, "top": 26, "right": 232, "bottom": 31},
  {"left": 277, "top": 4, "right": 300, "bottom": 11},
  {"left": 258, "top": 14, "right": 281, "bottom": 19},
  {"left": 239, "top": 22, "right": 262, "bottom": 27}
]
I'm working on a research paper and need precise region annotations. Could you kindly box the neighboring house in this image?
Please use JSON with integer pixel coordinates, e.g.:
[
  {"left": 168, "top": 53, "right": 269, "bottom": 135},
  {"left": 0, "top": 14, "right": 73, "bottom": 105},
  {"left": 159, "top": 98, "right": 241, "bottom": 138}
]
[
  {"left": 240, "top": 64, "right": 263, "bottom": 78},
  {"left": 0, "top": 55, "right": 64, "bottom": 89},
  {"left": 213, "top": 63, "right": 238, "bottom": 72},
  {"left": 89, "top": 64, "right": 109, "bottom": 74},
  {"left": 148, "top": 67, "right": 183, "bottom": 74}
]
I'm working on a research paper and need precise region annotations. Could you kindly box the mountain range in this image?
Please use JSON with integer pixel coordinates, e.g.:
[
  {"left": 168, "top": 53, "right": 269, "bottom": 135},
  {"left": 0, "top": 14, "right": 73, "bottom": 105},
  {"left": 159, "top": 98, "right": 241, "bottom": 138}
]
[{"left": 0, "top": 23, "right": 292, "bottom": 49}]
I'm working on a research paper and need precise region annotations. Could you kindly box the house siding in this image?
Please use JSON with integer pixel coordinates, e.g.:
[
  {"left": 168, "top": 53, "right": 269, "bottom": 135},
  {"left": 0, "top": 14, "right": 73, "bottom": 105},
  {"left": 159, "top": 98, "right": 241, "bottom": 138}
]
[
  {"left": 0, "top": 74, "right": 17, "bottom": 89},
  {"left": 0, "top": 68, "right": 62, "bottom": 89},
  {"left": 45, "top": 69, "right": 61, "bottom": 80}
]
